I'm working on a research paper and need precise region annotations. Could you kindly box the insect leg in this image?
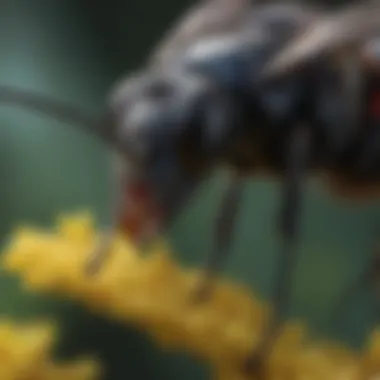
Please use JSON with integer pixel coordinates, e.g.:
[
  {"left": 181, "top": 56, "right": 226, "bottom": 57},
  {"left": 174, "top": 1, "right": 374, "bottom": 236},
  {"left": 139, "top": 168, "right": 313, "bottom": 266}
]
[
  {"left": 194, "top": 174, "right": 244, "bottom": 302},
  {"left": 0, "top": 86, "right": 115, "bottom": 147},
  {"left": 245, "top": 125, "right": 311, "bottom": 376},
  {"left": 85, "top": 154, "right": 127, "bottom": 274}
]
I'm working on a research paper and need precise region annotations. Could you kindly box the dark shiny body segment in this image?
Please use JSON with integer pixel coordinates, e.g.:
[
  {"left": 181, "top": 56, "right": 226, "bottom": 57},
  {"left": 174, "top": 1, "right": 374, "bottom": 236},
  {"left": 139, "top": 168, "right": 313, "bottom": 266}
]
[
  {"left": 169, "top": 4, "right": 320, "bottom": 175},
  {"left": 4, "top": 0, "right": 380, "bottom": 377},
  {"left": 170, "top": 4, "right": 380, "bottom": 195},
  {"left": 322, "top": 39, "right": 380, "bottom": 195}
]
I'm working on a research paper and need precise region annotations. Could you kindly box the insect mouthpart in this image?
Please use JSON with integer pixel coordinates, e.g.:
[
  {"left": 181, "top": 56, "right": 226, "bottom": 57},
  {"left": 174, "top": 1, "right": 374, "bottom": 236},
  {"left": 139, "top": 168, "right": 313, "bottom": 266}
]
[{"left": 121, "top": 178, "right": 165, "bottom": 244}]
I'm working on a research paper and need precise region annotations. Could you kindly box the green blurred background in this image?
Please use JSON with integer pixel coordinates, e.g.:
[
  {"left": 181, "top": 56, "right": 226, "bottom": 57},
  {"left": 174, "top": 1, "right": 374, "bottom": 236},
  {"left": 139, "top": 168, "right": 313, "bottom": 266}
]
[{"left": 0, "top": 0, "right": 378, "bottom": 379}]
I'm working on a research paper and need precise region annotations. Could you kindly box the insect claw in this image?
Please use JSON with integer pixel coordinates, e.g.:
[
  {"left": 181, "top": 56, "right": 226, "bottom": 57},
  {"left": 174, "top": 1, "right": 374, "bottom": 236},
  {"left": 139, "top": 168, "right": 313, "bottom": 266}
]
[
  {"left": 85, "top": 249, "right": 107, "bottom": 276},
  {"left": 85, "top": 255, "right": 103, "bottom": 276},
  {"left": 85, "top": 235, "right": 113, "bottom": 276},
  {"left": 243, "top": 350, "right": 267, "bottom": 379},
  {"left": 85, "top": 253, "right": 104, "bottom": 275},
  {"left": 243, "top": 323, "right": 281, "bottom": 378},
  {"left": 191, "top": 277, "right": 215, "bottom": 304}
]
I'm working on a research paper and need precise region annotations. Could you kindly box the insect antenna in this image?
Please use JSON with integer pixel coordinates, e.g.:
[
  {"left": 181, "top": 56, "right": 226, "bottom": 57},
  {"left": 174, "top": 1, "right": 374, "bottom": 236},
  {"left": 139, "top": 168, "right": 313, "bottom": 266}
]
[
  {"left": 0, "top": 85, "right": 134, "bottom": 274},
  {"left": 0, "top": 85, "right": 116, "bottom": 148}
]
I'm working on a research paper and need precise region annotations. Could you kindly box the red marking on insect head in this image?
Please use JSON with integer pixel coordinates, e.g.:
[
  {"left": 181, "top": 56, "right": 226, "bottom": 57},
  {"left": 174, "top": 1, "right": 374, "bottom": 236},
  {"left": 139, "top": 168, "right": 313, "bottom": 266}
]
[{"left": 120, "top": 180, "right": 163, "bottom": 243}]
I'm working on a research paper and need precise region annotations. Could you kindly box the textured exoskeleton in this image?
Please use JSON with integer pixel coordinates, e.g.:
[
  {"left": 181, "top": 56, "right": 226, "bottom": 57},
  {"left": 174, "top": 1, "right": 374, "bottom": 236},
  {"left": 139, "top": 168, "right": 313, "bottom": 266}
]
[{"left": 2, "top": 0, "right": 380, "bottom": 375}]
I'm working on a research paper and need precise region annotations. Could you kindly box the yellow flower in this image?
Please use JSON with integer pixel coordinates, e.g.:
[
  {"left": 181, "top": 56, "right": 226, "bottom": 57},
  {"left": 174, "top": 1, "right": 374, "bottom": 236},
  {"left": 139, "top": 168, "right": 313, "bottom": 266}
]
[
  {"left": 3, "top": 212, "right": 380, "bottom": 380},
  {"left": 0, "top": 320, "right": 100, "bottom": 380}
]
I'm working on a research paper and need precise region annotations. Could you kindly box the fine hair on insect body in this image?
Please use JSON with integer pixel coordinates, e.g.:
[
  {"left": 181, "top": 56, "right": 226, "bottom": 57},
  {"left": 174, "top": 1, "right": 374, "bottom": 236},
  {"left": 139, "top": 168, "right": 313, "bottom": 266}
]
[{"left": 3, "top": 0, "right": 380, "bottom": 377}]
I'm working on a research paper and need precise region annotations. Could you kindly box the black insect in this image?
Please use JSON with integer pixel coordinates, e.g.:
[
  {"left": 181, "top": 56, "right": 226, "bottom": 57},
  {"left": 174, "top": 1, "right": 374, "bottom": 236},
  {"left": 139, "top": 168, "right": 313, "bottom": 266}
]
[{"left": 2, "top": 0, "right": 380, "bottom": 376}]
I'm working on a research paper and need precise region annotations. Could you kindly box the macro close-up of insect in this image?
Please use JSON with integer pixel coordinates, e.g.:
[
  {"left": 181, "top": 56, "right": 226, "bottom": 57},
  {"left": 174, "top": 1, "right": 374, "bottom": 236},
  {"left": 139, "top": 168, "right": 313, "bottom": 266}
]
[{"left": 3, "top": 0, "right": 380, "bottom": 377}]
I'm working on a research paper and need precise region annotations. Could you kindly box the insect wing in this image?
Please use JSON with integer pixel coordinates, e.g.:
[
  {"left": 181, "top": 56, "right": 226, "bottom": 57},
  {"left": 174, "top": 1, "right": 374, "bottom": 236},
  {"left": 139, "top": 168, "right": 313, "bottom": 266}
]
[
  {"left": 263, "top": 1, "right": 380, "bottom": 79},
  {"left": 150, "top": 0, "right": 251, "bottom": 67}
]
